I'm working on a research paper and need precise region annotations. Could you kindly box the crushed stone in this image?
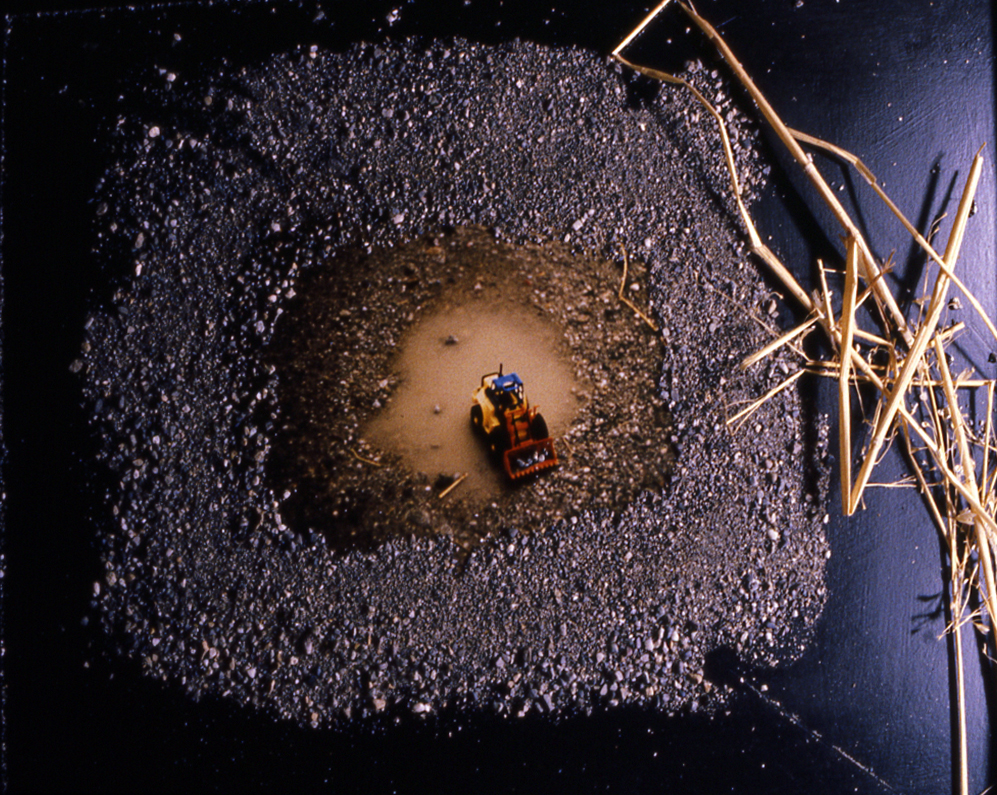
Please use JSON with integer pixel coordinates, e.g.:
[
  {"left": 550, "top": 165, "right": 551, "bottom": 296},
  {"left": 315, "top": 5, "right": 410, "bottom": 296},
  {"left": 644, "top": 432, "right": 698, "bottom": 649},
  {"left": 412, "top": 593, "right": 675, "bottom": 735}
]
[{"left": 78, "top": 38, "right": 830, "bottom": 727}]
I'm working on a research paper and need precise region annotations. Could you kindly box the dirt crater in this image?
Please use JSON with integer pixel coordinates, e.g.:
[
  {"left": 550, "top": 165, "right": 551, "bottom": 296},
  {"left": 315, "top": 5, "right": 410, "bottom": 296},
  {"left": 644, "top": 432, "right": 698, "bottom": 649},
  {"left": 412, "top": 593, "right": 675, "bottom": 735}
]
[{"left": 266, "top": 226, "right": 673, "bottom": 550}]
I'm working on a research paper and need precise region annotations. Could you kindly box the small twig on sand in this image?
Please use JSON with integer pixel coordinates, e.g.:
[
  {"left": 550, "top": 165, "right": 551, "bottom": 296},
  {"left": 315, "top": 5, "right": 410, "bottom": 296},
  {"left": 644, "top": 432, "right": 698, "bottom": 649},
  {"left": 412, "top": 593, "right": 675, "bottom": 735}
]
[
  {"left": 438, "top": 474, "right": 468, "bottom": 500},
  {"left": 350, "top": 448, "right": 383, "bottom": 467},
  {"left": 617, "top": 245, "right": 659, "bottom": 331}
]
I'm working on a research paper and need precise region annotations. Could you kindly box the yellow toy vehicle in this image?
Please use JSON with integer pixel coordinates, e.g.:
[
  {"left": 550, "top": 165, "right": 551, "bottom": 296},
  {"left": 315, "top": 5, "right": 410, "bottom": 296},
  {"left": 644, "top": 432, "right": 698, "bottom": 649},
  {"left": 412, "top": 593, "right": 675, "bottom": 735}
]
[{"left": 470, "top": 366, "right": 559, "bottom": 480}]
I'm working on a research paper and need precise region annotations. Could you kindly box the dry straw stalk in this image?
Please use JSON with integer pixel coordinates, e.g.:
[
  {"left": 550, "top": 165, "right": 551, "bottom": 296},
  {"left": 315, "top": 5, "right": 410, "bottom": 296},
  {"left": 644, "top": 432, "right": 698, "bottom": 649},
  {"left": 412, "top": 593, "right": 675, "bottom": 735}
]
[{"left": 613, "top": 4, "right": 994, "bottom": 793}]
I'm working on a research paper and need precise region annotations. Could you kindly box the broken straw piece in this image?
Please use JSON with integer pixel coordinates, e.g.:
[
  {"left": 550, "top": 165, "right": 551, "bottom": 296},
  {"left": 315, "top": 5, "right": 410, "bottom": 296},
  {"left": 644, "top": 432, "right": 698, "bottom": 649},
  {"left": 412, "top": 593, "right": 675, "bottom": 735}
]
[
  {"left": 849, "top": 150, "right": 983, "bottom": 510},
  {"left": 839, "top": 237, "right": 859, "bottom": 514}
]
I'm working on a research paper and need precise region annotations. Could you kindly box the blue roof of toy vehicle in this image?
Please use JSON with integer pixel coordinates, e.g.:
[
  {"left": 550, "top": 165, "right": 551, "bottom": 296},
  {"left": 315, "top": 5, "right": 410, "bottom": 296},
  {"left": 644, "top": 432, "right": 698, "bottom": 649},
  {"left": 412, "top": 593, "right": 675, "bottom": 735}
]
[{"left": 493, "top": 373, "right": 523, "bottom": 392}]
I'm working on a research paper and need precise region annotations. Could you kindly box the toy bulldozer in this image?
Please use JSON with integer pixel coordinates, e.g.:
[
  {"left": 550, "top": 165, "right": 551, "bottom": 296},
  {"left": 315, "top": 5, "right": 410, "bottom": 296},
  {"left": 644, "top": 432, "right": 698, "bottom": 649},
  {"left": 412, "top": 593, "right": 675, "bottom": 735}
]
[{"left": 470, "top": 366, "right": 559, "bottom": 480}]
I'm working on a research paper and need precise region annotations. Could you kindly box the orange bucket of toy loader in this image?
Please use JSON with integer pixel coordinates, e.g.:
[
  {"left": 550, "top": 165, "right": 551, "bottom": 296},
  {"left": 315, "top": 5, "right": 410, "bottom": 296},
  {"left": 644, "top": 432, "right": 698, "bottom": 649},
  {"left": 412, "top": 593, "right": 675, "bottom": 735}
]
[{"left": 503, "top": 437, "right": 559, "bottom": 480}]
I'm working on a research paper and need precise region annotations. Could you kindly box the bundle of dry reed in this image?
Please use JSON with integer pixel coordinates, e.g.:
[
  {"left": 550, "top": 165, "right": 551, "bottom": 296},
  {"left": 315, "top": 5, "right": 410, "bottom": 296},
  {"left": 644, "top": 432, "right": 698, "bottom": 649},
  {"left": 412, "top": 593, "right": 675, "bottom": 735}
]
[{"left": 614, "top": 4, "right": 993, "bottom": 793}]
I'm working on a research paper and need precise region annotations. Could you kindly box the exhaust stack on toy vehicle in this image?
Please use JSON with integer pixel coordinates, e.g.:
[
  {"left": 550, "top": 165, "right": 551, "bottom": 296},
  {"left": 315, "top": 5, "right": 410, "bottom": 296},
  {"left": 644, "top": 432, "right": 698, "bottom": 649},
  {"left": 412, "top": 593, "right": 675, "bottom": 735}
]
[{"left": 470, "top": 365, "right": 559, "bottom": 480}]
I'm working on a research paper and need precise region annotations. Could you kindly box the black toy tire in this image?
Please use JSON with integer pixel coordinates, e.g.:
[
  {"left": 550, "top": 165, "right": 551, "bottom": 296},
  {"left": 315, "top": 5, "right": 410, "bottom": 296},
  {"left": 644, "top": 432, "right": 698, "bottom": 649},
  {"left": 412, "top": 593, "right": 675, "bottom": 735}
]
[
  {"left": 488, "top": 425, "right": 508, "bottom": 456},
  {"left": 530, "top": 413, "right": 549, "bottom": 440},
  {"left": 471, "top": 404, "right": 484, "bottom": 431}
]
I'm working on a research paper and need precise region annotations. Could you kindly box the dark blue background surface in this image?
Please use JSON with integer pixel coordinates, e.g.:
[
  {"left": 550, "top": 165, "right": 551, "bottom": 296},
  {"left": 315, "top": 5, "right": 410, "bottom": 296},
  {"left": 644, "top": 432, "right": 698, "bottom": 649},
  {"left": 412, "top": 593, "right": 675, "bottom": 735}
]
[{"left": 2, "top": 0, "right": 994, "bottom": 792}]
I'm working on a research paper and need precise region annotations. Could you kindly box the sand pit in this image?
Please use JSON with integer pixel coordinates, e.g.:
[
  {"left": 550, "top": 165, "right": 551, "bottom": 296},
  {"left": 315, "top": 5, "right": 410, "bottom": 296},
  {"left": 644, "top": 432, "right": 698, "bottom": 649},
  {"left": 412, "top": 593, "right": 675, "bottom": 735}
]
[
  {"left": 364, "top": 298, "right": 577, "bottom": 503},
  {"left": 265, "top": 226, "right": 672, "bottom": 549}
]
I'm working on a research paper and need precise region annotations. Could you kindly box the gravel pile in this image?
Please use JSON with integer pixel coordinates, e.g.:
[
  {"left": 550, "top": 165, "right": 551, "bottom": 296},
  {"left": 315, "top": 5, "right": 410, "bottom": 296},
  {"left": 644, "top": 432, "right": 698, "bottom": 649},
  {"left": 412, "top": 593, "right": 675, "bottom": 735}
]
[{"left": 78, "top": 38, "right": 830, "bottom": 727}]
